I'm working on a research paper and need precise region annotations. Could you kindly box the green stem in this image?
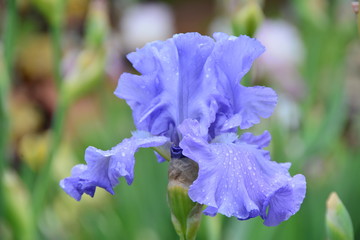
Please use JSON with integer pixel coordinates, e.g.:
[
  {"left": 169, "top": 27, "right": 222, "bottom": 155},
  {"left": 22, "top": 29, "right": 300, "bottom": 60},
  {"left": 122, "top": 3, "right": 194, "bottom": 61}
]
[
  {"left": 4, "top": 0, "right": 16, "bottom": 75},
  {"left": 51, "top": 17, "right": 62, "bottom": 89},
  {"left": 1, "top": 0, "right": 17, "bottom": 220},
  {"left": 0, "top": 57, "right": 10, "bottom": 224},
  {"left": 31, "top": 0, "right": 66, "bottom": 224},
  {"left": 32, "top": 93, "right": 68, "bottom": 221}
]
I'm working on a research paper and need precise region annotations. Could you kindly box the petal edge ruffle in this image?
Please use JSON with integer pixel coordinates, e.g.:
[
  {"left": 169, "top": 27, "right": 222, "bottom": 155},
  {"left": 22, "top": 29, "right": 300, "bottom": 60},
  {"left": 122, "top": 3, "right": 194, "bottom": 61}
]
[{"left": 60, "top": 132, "right": 169, "bottom": 201}]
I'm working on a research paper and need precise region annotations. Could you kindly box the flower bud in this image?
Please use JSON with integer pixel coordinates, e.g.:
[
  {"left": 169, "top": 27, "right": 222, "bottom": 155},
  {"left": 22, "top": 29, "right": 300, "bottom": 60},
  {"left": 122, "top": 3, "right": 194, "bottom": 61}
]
[
  {"left": 168, "top": 150, "right": 202, "bottom": 240},
  {"left": 84, "top": 0, "right": 109, "bottom": 49},
  {"left": 62, "top": 0, "right": 109, "bottom": 105},
  {"left": 326, "top": 192, "right": 354, "bottom": 240},
  {"left": 232, "top": 2, "right": 263, "bottom": 37},
  {"left": 62, "top": 48, "right": 105, "bottom": 105}
]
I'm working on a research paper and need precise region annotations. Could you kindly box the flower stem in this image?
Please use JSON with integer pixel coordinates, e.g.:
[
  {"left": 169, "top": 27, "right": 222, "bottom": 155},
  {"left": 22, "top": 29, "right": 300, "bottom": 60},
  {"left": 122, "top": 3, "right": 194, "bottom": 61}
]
[
  {"left": 31, "top": 0, "right": 66, "bottom": 224},
  {"left": 1, "top": 0, "right": 17, "bottom": 220},
  {"left": 32, "top": 93, "right": 68, "bottom": 221},
  {"left": 51, "top": 22, "right": 63, "bottom": 89}
]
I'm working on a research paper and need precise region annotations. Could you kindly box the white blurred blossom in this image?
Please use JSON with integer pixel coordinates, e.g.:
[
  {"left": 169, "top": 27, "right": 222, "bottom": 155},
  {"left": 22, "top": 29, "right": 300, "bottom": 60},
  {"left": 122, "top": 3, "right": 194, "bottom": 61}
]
[
  {"left": 120, "top": 3, "right": 175, "bottom": 51},
  {"left": 275, "top": 95, "right": 301, "bottom": 131},
  {"left": 256, "top": 20, "right": 305, "bottom": 99}
]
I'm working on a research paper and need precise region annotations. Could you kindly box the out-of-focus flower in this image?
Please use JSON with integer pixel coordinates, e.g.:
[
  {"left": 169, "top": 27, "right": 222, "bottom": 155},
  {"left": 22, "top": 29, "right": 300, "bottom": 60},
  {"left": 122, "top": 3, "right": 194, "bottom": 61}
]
[
  {"left": 105, "top": 33, "right": 125, "bottom": 81},
  {"left": 256, "top": 20, "right": 305, "bottom": 99},
  {"left": 232, "top": 1, "right": 264, "bottom": 37},
  {"left": 10, "top": 93, "right": 43, "bottom": 141},
  {"left": 66, "top": 0, "right": 89, "bottom": 25},
  {"left": 62, "top": 49, "right": 105, "bottom": 105},
  {"left": 120, "top": 3, "right": 175, "bottom": 51},
  {"left": 84, "top": 0, "right": 108, "bottom": 49},
  {"left": 353, "top": 2, "right": 359, "bottom": 15},
  {"left": 19, "top": 131, "right": 50, "bottom": 171},
  {"left": 62, "top": 0, "right": 108, "bottom": 105},
  {"left": 275, "top": 95, "right": 301, "bottom": 131},
  {"left": 208, "top": 17, "right": 232, "bottom": 36},
  {"left": 61, "top": 32, "right": 306, "bottom": 227},
  {"left": 17, "top": 34, "right": 53, "bottom": 82}
]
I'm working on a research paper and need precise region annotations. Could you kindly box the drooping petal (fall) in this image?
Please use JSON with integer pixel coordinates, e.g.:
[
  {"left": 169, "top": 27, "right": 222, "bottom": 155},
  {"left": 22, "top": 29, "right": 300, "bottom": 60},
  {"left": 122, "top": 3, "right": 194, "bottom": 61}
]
[
  {"left": 60, "top": 131, "right": 168, "bottom": 201},
  {"left": 178, "top": 119, "right": 306, "bottom": 226}
]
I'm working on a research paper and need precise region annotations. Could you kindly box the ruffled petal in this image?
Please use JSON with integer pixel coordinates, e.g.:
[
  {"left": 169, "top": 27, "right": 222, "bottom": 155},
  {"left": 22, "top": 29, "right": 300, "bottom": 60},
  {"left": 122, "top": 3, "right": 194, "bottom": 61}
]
[
  {"left": 209, "top": 33, "right": 277, "bottom": 131},
  {"left": 60, "top": 132, "right": 169, "bottom": 201},
  {"left": 178, "top": 119, "right": 306, "bottom": 226},
  {"left": 263, "top": 174, "right": 306, "bottom": 226},
  {"left": 221, "top": 86, "right": 278, "bottom": 130},
  {"left": 59, "top": 165, "right": 94, "bottom": 201},
  {"left": 238, "top": 130, "right": 271, "bottom": 149},
  {"left": 212, "top": 33, "right": 265, "bottom": 84},
  {"left": 115, "top": 33, "right": 218, "bottom": 142}
]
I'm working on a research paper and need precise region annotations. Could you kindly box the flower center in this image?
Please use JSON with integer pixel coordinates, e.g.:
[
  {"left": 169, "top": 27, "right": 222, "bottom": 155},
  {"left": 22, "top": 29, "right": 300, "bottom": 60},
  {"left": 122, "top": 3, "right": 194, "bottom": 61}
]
[{"left": 170, "top": 145, "right": 185, "bottom": 159}]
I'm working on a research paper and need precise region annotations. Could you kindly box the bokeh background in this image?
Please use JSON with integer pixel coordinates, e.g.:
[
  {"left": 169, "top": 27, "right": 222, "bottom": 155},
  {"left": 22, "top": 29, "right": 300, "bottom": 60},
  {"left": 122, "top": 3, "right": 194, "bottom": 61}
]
[{"left": 0, "top": 0, "right": 359, "bottom": 239}]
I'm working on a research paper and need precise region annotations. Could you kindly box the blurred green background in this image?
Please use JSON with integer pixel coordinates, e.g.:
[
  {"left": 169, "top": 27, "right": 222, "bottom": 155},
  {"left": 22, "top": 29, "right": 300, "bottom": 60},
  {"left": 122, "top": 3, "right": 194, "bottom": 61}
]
[{"left": 0, "top": 0, "right": 359, "bottom": 239}]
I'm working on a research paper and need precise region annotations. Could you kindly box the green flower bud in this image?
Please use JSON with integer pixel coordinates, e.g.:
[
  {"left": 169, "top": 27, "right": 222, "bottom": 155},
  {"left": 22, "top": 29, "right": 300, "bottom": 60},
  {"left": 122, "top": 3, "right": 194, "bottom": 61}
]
[
  {"left": 326, "top": 192, "right": 354, "bottom": 240},
  {"left": 85, "top": 0, "right": 109, "bottom": 48},
  {"left": 62, "top": 48, "right": 106, "bottom": 106},
  {"left": 62, "top": 0, "right": 109, "bottom": 106},
  {"left": 232, "top": 2, "right": 263, "bottom": 37},
  {"left": 168, "top": 157, "right": 202, "bottom": 240}
]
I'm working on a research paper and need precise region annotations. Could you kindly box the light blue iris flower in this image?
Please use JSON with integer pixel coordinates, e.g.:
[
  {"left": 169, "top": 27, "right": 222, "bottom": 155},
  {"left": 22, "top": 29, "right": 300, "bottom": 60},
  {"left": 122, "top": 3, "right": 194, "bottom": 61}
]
[{"left": 60, "top": 32, "right": 306, "bottom": 226}]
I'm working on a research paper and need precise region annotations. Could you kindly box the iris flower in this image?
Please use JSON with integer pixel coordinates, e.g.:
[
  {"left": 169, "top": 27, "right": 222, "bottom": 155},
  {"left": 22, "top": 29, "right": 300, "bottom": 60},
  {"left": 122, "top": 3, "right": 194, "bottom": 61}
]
[{"left": 60, "top": 32, "right": 306, "bottom": 226}]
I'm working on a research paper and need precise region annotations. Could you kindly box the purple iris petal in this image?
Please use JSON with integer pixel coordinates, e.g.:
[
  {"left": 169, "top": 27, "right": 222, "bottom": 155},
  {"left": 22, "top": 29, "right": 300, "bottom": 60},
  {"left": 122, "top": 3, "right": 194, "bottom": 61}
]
[
  {"left": 210, "top": 33, "right": 278, "bottom": 131},
  {"left": 60, "top": 131, "right": 168, "bottom": 201},
  {"left": 115, "top": 33, "right": 219, "bottom": 142},
  {"left": 178, "top": 119, "right": 306, "bottom": 226},
  {"left": 223, "top": 86, "right": 278, "bottom": 130},
  {"left": 154, "top": 152, "right": 167, "bottom": 163},
  {"left": 59, "top": 164, "right": 95, "bottom": 201},
  {"left": 238, "top": 130, "right": 271, "bottom": 149},
  {"left": 212, "top": 33, "right": 264, "bottom": 84}
]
